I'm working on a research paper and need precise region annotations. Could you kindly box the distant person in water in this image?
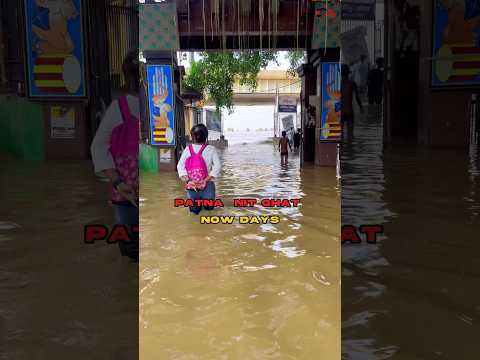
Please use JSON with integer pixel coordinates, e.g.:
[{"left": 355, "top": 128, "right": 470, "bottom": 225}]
[
  {"left": 177, "top": 124, "right": 221, "bottom": 215},
  {"left": 278, "top": 130, "right": 292, "bottom": 165},
  {"left": 341, "top": 64, "right": 363, "bottom": 142},
  {"left": 293, "top": 128, "right": 302, "bottom": 150}
]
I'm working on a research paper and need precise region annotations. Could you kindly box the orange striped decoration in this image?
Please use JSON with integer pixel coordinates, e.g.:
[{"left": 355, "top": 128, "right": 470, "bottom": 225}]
[
  {"left": 33, "top": 55, "right": 68, "bottom": 93},
  {"left": 448, "top": 45, "right": 480, "bottom": 82},
  {"left": 153, "top": 127, "right": 167, "bottom": 143},
  {"left": 326, "top": 124, "right": 342, "bottom": 140}
]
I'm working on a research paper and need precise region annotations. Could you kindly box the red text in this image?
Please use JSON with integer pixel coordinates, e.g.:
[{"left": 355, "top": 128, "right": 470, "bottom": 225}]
[{"left": 341, "top": 225, "right": 383, "bottom": 244}]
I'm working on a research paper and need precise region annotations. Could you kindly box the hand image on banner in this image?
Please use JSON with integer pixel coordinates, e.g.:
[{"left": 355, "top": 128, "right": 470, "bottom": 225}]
[
  {"left": 147, "top": 64, "right": 176, "bottom": 146},
  {"left": 320, "top": 62, "right": 341, "bottom": 141}
]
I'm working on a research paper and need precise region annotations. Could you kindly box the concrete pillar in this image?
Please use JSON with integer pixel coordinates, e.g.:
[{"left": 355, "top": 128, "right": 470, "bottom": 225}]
[{"left": 298, "top": 64, "right": 317, "bottom": 163}]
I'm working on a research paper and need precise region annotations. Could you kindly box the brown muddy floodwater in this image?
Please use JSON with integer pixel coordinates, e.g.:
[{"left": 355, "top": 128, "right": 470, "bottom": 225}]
[
  {"left": 140, "top": 141, "right": 340, "bottom": 359},
  {"left": 0, "top": 155, "right": 138, "bottom": 360},
  {"left": 341, "top": 106, "right": 480, "bottom": 359}
]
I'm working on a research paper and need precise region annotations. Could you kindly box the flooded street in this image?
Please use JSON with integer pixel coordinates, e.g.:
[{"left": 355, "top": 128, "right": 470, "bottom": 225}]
[
  {"left": 140, "top": 140, "right": 340, "bottom": 359},
  {"left": 341, "top": 107, "right": 480, "bottom": 359},
  {"left": 0, "top": 155, "right": 138, "bottom": 360}
]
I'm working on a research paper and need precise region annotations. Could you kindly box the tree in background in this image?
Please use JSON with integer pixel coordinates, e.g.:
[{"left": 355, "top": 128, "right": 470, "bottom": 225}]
[
  {"left": 184, "top": 51, "right": 277, "bottom": 113},
  {"left": 287, "top": 51, "right": 306, "bottom": 77},
  {"left": 184, "top": 51, "right": 305, "bottom": 113}
]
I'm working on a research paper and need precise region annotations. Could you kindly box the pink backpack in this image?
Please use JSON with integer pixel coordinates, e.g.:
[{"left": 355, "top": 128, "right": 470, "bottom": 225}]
[
  {"left": 185, "top": 144, "right": 208, "bottom": 183},
  {"left": 109, "top": 96, "right": 139, "bottom": 202}
]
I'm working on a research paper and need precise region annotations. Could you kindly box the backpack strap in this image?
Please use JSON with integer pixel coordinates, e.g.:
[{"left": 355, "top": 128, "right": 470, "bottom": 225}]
[
  {"left": 118, "top": 96, "right": 133, "bottom": 123},
  {"left": 197, "top": 144, "right": 207, "bottom": 155},
  {"left": 188, "top": 144, "right": 195, "bottom": 155}
]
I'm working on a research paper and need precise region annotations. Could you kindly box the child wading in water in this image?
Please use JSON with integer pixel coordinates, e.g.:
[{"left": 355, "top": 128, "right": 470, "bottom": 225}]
[
  {"left": 278, "top": 130, "right": 292, "bottom": 165},
  {"left": 177, "top": 124, "right": 221, "bottom": 215}
]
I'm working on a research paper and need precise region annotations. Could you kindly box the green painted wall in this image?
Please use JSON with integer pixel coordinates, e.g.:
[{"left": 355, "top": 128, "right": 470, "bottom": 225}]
[
  {"left": 139, "top": 143, "right": 159, "bottom": 172},
  {"left": 0, "top": 95, "right": 45, "bottom": 161}
]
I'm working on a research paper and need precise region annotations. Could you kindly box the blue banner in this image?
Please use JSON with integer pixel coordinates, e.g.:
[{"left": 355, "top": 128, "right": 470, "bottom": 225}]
[
  {"left": 320, "top": 62, "right": 342, "bottom": 141},
  {"left": 147, "top": 64, "right": 176, "bottom": 146},
  {"left": 24, "top": 0, "right": 86, "bottom": 98}
]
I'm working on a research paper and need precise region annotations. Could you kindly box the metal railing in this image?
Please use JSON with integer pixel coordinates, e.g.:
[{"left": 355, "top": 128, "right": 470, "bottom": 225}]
[{"left": 106, "top": 2, "right": 138, "bottom": 94}]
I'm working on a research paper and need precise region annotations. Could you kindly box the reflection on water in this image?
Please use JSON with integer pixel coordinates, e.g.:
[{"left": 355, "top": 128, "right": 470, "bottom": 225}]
[
  {"left": 140, "top": 141, "right": 340, "bottom": 359},
  {"left": 0, "top": 155, "right": 138, "bottom": 360},
  {"left": 341, "top": 107, "right": 480, "bottom": 359}
]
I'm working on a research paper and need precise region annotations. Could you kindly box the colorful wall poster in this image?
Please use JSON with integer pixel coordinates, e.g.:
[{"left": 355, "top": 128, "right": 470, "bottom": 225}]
[
  {"left": 147, "top": 64, "right": 176, "bottom": 146},
  {"left": 320, "top": 62, "right": 342, "bottom": 141},
  {"left": 24, "top": 0, "right": 86, "bottom": 98},
  {"left": 432, "top": 0, "right": 480, "bottom": 87}
]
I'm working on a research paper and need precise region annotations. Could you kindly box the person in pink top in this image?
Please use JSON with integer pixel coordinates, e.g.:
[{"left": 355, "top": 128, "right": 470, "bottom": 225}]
[
  {"left": 177, "top": 124, "right": 221, "bottom": 215},
  {"left": 91, "top": 51, "right": 139, "bottom": 262}
]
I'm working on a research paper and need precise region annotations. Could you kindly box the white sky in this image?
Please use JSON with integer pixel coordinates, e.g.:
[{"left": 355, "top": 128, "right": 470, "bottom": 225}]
[
  {"left": 266, "top": 51, "right": 291, "bottom": 70},
  {"left": 223, "top": 105, "right": 275, "bottom": 131}
]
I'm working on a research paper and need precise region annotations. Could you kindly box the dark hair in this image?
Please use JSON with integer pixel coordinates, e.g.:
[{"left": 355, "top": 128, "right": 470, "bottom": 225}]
[
  {"left": 282, "top": 131, "right": 286, "bottom": 137},
  {"left": 341, "top": 64, "right": 350, "bottom": 78},
  {"left": 122, "top": 50, "right": 139, "bottom": 92},
  {"left": 376, "top": 57, "right": 384, "bottom": 67},
  {"left": 191, "top": 124, "right": 208, "bottom": 143}
]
